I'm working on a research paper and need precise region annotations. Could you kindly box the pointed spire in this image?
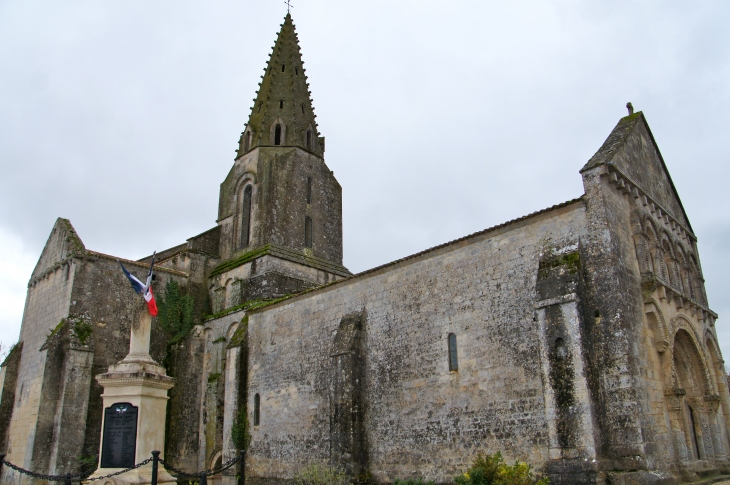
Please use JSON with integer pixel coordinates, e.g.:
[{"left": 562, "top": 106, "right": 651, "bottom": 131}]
[{"left": 237, "top": 14, "right": 322, "bottom": 158}]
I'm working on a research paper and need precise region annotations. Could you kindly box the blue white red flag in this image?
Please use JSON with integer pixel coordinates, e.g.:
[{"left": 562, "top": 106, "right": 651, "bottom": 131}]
[{"left": 119, "top": 252, "right": 158, "bottom": 316}]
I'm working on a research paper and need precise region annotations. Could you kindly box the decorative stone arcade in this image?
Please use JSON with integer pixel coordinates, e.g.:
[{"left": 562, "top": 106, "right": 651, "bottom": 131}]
[{"left": 86, "top": 306, "right": 176, "bottom": 485}]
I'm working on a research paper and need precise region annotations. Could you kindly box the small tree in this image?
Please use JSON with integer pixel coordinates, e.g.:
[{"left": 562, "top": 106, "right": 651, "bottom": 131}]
[{"left": 157, "top": 280, "right": 195, "bottom": 339}]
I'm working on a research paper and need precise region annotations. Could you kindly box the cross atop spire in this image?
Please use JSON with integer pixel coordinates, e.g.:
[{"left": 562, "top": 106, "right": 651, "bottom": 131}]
[
  {"left": 236, "top": 14, "right": 322, "bottom": 158},
  {"left": 285, "top": 0, "right": 293, "bottom": 14}
]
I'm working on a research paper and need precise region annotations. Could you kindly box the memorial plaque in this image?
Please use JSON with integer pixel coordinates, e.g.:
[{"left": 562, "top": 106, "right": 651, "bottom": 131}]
[{"left": 100, "top": 402, "right": 138, "bottom": 468}]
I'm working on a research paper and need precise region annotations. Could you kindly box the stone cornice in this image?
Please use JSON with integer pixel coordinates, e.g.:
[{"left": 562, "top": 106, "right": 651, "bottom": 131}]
[{"left": 641, "top": 274, "right": 717, "bottom": 323}]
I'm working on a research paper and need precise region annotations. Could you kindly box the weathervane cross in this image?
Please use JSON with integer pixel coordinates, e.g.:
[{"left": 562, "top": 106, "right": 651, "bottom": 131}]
[{"left": 285, "top": 0, "right": 293, "bottom": 13}]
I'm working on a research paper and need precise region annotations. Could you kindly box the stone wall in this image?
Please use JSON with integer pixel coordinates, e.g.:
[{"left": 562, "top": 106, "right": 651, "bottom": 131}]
[
  {"left": 68, "top": 253, "right": 187, "bottom": 471},
  {"left": 4, "top": 258, "right": 76, "bottom": 473},
  {"left": 0, "top": 343, "right": 23, "bottom": 451},
  {"left": 245, "top": 200, "right": 588, "bottom": 483},
  {"left": 165, "top": 326, "right": 207, "bottom": 472},
  {"left": 217, "top": 146, "right": 343, "bottom": 266}
]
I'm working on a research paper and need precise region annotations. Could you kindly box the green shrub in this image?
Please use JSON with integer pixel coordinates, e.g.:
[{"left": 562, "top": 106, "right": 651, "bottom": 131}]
[
  {"left": 454, "top": 452, "right": 549, "bottom": 485},
  {"left": 394, "top": 479, "right": 435, "bottom": 485},
  {"left": 294, "top": 464, "right": 350, "bottom": 485}
]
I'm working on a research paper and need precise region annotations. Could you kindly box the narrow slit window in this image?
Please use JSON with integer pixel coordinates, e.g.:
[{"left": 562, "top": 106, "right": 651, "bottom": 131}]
[
  {"left": 305, "top": 216, "right": 313, "bottom": 248},
  {"left": 282, "top": 63, "right": 286, "bottom": 72},
  {"left": 448, "top": 333, "right": 458, "bottom": 371},
  {"left": 258, "top": 103, "right": 262, "bottom": 113},
  {"left": 241, "top": 185, "right": 252, "bottom": 247},
  {"left": 306, "top": 177, "right": 312, "bottom": 204},
  {"left": 243, "top": 131, "right": 251, "bottom": 152},
  {"left": 295, "top": 67, "right": 299, "bottom": 75},
  {"left": 301, "top": 104, "right": 305, "bottom": 114},
  {"left": 306, "top": 130, "right": 312, "bottom": 150},
  {"left": 274, "top": 124, "right": 282, "bottom": 145},
  {"left": 279, "top": 99, "right": 284, "bottom": 109},
  {"left": 253, "top": 393, "right": 260, "bottom": 426}
]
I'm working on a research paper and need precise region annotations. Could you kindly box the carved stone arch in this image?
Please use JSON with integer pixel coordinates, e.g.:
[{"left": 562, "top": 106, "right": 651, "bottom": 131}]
[
  {"left": 210, "top": 449, "right": 222, "bottom": 468},
  {"left": 238, "top": 127, "right": 255, "bottom": 154},
  {"left": 234, "top": 171, "right": 257, "bottom": 194},
  {"left": 705, "top": 331, "right": 724, "bottom": 379},
  {"left": 630, "top": 211, "right": 650, "bottom": 273},
  {"left": 270, "top": 117, "right": 286, "bottom": 145},
  {"left": 644, "top": 301, "right": 675, "bottom": 392},
  {"left": 645, "top": 301, "right": 670, "bottom": 343},
  {"left": 688, "top": 254, "right": 704, "bottom": 304},
  {"left": 703, "top": 332, "right": 730, "bottom": 461},
  {"left": 670, "top": 315, "right": 714, "bottom": 396},
  {"left": 224, "top": 278, "right": 234, "bottom": 306},
  {"left": 660, "top": 234, "right": 678, "bottom": 286},
  {"left": 234, "top": 172, "right": 257, "bottom": 249},
  {"left": 209, "top": 449, "right": 223, "bottom": 482},
  {"left": 643, "top": 218, "right": 660, "bottom": 275},
  {"left": 226, "top": 322, "right": 240, "bottom": 340},
  {"left": 675, "top": 244, "right": 690, "bottom": 294}
]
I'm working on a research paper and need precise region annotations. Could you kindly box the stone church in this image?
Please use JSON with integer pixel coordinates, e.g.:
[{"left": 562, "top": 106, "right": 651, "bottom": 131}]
[{"left": 0, "top": 13, "right": 728, "bottom": 485}]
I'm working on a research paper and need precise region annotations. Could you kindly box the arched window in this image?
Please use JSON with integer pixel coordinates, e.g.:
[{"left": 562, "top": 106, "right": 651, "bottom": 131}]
[
  {"left": 662, "top": 241, "right": 674, "bottom": 285},
  {"left": 306, "top": 130, "right": 312, "bottom": 150},
  {"left": 448, "top": 333, "right": 458, "bottom": 371},
  {"left": 306, "top": 177, "right": 312, "bottom": 204},
  {"left": 243, "top": 131, "right": 251, "bottom": 152},
  {"left": 274, "top": 124, "right": 282, "bottom": 145},
  {"left": 241, "top": 185, "right": 252, "bottom": 247},
  {"left": 253, "top": 393, "right": 260, "bottom": 426},
  {"left": 305, "top": 216, "right": 313, "bottom": 248}
]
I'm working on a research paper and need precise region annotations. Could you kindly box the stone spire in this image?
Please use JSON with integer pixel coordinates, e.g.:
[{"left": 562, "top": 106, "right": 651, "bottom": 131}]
[{"left": 237, "top": 13, "right": 322, "bottom": 157}]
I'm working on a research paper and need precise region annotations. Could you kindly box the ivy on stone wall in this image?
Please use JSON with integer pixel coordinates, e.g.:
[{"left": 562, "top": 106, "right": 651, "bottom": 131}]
[
  {"left": 157, "top": 280, "right": 195, "bottom": 340},
  {"left": 231, "top": 401, "right": 251, "bottom": 451}
]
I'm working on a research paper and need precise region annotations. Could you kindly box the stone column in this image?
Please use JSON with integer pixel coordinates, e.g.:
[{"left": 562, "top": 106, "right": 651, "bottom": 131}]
[
  {"left": 664, "top": 390, "right": 690, "bottom": 463},
  {"left": 222, "top": 345, "right": 241, "bottom": 485},
  {"left": 85, "top": 308, "right": 176, "bottom": 485}
]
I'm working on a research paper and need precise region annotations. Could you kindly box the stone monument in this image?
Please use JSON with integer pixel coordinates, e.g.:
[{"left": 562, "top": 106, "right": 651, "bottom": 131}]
[{"left": 85, "top": 306, "right": 176, "bottom": 484}]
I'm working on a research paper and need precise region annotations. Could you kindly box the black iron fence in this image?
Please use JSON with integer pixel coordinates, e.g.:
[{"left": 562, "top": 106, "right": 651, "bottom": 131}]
[{"left": 0, "top": 450, "right": 245, "bottom": 485}]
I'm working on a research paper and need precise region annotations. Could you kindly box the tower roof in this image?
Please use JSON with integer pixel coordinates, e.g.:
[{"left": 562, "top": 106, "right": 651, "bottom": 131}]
[{"left": 237, "top": 14, "right": 322, "bottom": 157}]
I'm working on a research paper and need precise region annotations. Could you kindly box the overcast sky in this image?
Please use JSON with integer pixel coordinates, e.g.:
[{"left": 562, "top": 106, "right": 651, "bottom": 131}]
[{"left": 1, "top": 1, "right": 728, "bottom": 357}]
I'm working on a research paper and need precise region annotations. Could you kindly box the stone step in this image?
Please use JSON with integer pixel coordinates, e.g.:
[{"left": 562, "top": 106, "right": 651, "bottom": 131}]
[
  {"left": 687, "top": 473, "right": 730, "bottom": 484},
  {"left": 697, "top": 469, "right": 721, "bottom": 479}
]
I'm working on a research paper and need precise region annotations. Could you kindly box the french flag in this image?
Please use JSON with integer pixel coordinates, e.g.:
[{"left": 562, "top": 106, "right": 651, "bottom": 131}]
[{"left": 119, "top": 252, "right": 159, "bottom": 316}]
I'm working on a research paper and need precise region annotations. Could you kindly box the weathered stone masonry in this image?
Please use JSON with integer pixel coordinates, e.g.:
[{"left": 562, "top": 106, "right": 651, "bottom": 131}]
[{"left": 0, "top": 13, "right": 727, "bottom": 485}]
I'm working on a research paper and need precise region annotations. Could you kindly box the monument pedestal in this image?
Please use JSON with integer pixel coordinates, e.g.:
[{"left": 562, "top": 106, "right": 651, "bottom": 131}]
[{"left": 86, "top": 310, "right": 176, "bottom": 485}]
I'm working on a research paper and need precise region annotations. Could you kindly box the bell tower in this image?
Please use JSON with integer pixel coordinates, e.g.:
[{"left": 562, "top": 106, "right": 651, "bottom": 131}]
[
  {"left": 238, "top": 13, "right": 323, "bottom": 156},
  {"left": 212, "top": 14, "right": 349, "bottom": 308}
]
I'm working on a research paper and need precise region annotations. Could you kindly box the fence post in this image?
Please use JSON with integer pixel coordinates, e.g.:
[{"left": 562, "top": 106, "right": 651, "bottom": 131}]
[
  {"left": 63, "top": 473, "right": 72, "bottom": 485},
  {"left": 239, "top": 450, "right": 246, "bottom": 485},
  {"left": 151, "top": 450, "right": 160, "bottom": 485},
  {"left": 0, "top": 453, "right": 5, "bottom": 477},
  {"left": 200, "top": 471, "right": 207, "bottom": 485}
]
